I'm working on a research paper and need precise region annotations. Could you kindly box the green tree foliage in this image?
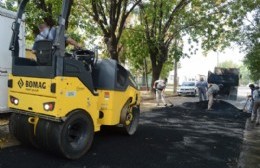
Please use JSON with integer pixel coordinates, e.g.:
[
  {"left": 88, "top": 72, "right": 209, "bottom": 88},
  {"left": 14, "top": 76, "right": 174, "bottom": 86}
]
[
  {"left": 218, "top": 60, "right": 239, "bottom": 68},
  {"left": 1, "top": 0, "right": 86, "bottom": 44},
  {"left": 24, "top": 1, "right": 62, "bottom": 39},
  {"left": 237, "top": 1, "right": 259, "bottom": 50},
  {"left": 83, "top": 0, "right": 141, "bottom": 61},
  {"left": 0, "top": 0, "right": 18, "bottom": 10},
  {"left": 139, "top": 0, "right": 249, "bottom": 87},
  {"left": 120, "top": 25, "right": 149, "bottom": 72},
  {"left": 120, "top": 24, "right": 178, "bottom": 82},
  {"left": 218, "top": 60, "right": 253, "bottom": 85},
  {"left": 244, "top": 43, "right": 260, "bottom": 81},
  {"left": 1, "top": 0, "right": 257, "bottom": 83},
  {"left": 140, "top": 0, "right": 186, "bottom": 86},
  {"left": 238, "top": 6, "right": 260, "bottom": 81},
  {"left": 160, "top": 61, "right": 173, "bottom": 78},
  {"left": 239, "top": 64, "right": 251, "bottom": 85}
]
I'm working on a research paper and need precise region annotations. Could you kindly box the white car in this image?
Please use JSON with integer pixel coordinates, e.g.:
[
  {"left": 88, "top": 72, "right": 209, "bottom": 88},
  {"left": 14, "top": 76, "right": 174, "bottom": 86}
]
[{"left": 177, "top": 81, "right": 197, "bottom": 96}]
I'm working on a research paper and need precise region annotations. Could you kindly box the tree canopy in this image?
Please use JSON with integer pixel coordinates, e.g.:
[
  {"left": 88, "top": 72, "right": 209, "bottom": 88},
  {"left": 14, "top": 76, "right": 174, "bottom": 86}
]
[
  {"left": 218, "top": 60, "right": 239, "bottom": 69},
  {"left": 244, "top": 43, "right": 260, "bottom": 81},
  {"left": 239, "top": 4, "right": 260, "bottom": 81},
  {"left": 1, "top": 0, "right": 259, "bottom": 83},
  {"left": 137, "top": 0, "right": 252, "bottom": 86},
  {"left": 83, "top": 0, "right": 141, "bottom": 61}
]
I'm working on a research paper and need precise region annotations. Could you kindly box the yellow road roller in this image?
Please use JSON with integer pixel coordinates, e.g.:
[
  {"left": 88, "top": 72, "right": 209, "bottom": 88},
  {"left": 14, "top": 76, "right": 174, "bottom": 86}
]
[{"left": 8, "top": 0, "right": 140, "bottom": 159}]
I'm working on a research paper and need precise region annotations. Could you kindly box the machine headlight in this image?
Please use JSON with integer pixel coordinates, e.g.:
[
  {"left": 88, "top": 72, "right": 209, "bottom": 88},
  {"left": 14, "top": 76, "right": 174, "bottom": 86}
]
[
  {"left": 14, "top": 99, "right": 19, "bottom": 105},
  {"left": 43, "top": 102, "right": 55, "bottom": 111},
  {"left": 10, "top": 96, "right": 19, "bottom": 105}
]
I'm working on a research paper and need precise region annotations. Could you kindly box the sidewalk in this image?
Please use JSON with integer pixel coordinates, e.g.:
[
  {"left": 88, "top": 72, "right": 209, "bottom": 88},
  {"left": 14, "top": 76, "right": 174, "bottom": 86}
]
[
  {"left": 238, "top": 119, "right": 260, "bottom": 168},
  {"left": 140, "top": 91, "right": 155, "bottom": 100},
  {"left": 225, "top": 99, "right": 260, "bottom": 168},
  {"left": 141, "top": 91, "right": 178, "bottom": 101},
  {"left": 140, "top": 94, "right": 198, "bottom": 113}
]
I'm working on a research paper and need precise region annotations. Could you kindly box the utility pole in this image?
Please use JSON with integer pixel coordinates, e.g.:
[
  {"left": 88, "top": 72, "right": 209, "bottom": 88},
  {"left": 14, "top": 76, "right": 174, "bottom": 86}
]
[
  {"left": 173, "top": 59, "right": 178, "bottom": 94},
  {"left": 144, "top": 58, "right": 149, "bottom": 91},
  {"left": 217, "top": 51, "right": 219, "bottom": 67}
]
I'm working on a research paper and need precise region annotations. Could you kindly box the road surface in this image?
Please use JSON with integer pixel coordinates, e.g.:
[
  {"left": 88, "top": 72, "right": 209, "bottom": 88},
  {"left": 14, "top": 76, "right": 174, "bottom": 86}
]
[{"left": 0, "top": 97, "right": 250, "bottom": 168}]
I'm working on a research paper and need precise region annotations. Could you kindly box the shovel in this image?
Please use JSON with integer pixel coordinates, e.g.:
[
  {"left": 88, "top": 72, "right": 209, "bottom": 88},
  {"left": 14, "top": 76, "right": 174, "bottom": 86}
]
[
  {"left": 166, "top": 99, "right": 174, "bottom": 107},
  {"left": 242, "top": 97, "right": 250, "bottom": 112}
]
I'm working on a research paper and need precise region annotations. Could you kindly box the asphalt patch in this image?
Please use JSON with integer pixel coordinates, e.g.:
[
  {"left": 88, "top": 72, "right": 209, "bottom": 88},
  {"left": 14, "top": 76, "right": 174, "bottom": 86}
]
[
  {"left": 0, "top": 101, "right": 250, "bottom": 168},
  {"left": 182, "top": 100, "right": 250, "bottom": 119}
]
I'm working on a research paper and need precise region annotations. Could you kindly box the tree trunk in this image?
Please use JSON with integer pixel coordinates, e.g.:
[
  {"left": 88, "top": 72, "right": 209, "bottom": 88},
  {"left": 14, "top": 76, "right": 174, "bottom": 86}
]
[
  {"left": 173, "top": 59, "right": 178, "bottom": 94},
  {"left": 149, "top": 49, "right": 165, "bottom": 91},
  {"left": 104, "top": 36, "right": 119, "bottom": 61},
  {"left": 151, "top": 62, "right": 163, "bottom": 90},
  {"left": 109, "top": 49, "right": 119, "bottom": 61}
]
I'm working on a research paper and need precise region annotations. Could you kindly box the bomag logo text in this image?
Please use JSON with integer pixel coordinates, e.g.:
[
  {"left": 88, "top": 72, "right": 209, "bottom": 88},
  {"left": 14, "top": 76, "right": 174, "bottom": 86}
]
[{"left": 26, "top": 81, "right": 46, "bottom": 89}]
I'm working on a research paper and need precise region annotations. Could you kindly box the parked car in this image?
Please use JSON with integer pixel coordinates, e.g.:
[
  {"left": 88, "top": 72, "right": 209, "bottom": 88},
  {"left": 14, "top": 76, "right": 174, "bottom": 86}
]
[{"left": 177, "top": 81, "right": 197, "bottom": 96}]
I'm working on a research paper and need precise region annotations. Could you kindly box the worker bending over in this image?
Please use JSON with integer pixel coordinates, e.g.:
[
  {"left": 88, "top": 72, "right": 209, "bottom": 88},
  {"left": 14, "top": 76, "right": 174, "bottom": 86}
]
[
  {"left": 153, "top": 78, "right": 168, "bottom": 107},
  {"left": 207, "top": 84, "right": 222, "bottom": 110}
]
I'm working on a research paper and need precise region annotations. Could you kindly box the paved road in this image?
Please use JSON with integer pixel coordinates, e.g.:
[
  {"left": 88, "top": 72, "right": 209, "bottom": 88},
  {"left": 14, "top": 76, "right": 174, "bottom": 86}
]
[{"left": 0, "top": 97, "right": 250, "bottom": 168}]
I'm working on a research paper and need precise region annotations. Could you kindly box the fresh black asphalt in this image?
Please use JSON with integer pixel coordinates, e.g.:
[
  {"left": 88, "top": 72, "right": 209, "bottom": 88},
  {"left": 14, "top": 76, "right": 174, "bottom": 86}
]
[{"left": 0, "top": 100, "right": 250, "bottom": 168}]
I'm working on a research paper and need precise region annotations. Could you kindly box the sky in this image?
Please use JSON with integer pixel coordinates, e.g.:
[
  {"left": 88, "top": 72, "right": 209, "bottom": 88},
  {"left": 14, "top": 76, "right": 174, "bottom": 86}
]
[{"left": 178, "top": 42, "right": 245, "bottom": 78}]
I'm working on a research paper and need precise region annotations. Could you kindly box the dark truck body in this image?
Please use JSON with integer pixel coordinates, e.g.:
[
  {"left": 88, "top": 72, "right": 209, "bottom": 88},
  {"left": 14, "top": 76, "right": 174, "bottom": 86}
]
[{"left": 208, "top": 67, "right": 240, "bottom": 100}]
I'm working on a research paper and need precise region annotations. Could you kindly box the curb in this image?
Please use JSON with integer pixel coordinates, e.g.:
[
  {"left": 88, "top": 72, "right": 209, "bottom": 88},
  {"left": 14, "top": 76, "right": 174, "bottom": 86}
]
[{"left": 141, "top": 95, "right": 178, "bottom": 101}]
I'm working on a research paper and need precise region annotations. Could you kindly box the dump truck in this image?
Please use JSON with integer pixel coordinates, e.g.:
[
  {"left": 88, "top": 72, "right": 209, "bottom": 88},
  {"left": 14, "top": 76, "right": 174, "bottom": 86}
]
[
  {"left": 8, "top": 0, "right": 141, "bottom": 159},
  {"left": 208, "top": 67, "right": 240, "bottom": 100},
  {"left": 0, "top": 7, "right": 25, "bottom": 113}
]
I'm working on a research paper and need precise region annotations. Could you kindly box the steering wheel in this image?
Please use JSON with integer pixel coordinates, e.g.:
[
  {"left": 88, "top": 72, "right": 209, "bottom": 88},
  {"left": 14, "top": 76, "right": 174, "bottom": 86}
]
[{"left": 72, "top": 49, "right": 95, "bottom": 65}]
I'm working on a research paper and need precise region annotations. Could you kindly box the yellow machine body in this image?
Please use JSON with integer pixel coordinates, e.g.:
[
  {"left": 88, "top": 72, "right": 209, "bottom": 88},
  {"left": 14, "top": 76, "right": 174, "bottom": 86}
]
[
  {"left": 8, "top": 0, "right": 141, "bottom": 159},
  {"left": 8, "top": 74, "right": 140, "bottom": 132}
]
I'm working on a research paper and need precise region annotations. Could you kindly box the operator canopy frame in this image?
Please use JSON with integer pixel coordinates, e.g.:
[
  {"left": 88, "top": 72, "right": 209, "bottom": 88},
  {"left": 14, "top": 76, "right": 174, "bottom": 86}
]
[{"left": 8, "top": 0, "right": 137, "bottom": 93}]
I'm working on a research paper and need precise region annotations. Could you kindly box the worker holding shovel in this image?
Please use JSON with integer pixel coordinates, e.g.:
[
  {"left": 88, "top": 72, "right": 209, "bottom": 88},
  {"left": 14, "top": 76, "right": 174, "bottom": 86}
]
[
  {"left": 247, "top": 84, "right": 256, "bottom": 113},
  {"left": 251, "top": 86, "right": 260, "bottom": 126},
  {"left": 153, "top": 78, "right": 174, "bottom": 107}
]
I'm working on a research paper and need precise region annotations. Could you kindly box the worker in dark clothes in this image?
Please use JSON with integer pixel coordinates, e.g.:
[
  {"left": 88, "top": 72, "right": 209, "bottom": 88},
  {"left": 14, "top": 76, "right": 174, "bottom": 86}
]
[{"left": 196, "top": 77, "right": 208, "bottom": 101}]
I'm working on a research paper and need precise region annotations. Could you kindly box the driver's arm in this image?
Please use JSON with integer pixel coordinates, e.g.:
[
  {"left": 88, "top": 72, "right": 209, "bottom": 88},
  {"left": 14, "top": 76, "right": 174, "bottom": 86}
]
[{"left": 66, "top": 37, "right": 81, "bottom": 49}]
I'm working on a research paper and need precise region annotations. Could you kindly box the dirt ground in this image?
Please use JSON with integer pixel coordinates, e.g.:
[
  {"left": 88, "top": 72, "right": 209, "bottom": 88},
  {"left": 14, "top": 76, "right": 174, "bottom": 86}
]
[
  {"left": 0, "top": 97, "right": 251, "bottom": 168},
  {"left": 0, "top": 114, "right": 12, "bottom": 149}
]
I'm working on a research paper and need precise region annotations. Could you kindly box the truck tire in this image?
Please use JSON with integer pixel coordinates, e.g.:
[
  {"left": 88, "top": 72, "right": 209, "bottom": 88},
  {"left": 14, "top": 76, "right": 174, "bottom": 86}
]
[
  {"left": 9, "top": 113, "right": 38, "bottom": 147},
  {"left": 36, "top": 111, "right": 94, "bottom": 159},
  {"left": 120, "top": 100, "right": 140, "bottom": 135}
]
